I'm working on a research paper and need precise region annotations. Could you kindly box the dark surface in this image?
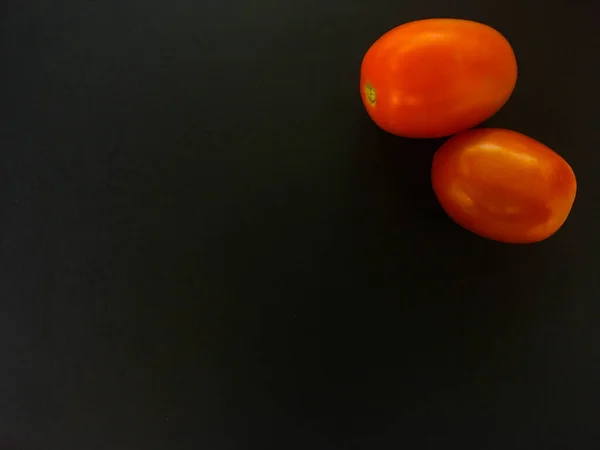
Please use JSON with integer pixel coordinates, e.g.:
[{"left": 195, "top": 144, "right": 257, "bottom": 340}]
[{"left": 1, "top": 0, "right": 600, "bottom": 449}]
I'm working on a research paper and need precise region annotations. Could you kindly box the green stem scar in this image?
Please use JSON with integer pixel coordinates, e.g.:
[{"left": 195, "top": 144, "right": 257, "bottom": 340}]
[{"left": 365, "top": 83, "right": 376, "bottom": 106}]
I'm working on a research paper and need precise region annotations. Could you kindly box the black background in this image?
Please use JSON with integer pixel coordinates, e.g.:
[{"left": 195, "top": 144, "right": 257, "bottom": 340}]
[{"left": 1, "top": 0, "right": 600, "bottom": 449}]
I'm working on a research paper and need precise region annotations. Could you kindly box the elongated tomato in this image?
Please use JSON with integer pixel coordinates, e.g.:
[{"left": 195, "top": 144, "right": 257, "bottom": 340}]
[
  {"left": 431, "top": 129, "right": 577, "bottom": 244},
  {"left": 360, "top": 19, "right": 517, "bottom": 138}
]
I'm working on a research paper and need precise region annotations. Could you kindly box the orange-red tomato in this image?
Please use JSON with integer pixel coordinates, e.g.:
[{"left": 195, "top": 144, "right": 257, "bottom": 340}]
[
  {"left": 360, "top": 19, "right": 517, "bottom": 138},
  {"left": 431, "top": 129, "right": 577, "bottom": 244}
]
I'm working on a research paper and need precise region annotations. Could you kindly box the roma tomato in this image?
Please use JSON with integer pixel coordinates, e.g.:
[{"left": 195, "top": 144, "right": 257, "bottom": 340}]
[
  {"left": 431, "top": 129, "right": 576, "bottom": 244},
  {"left": 360, "top": 19, "right": 517, "bottom": 138}
]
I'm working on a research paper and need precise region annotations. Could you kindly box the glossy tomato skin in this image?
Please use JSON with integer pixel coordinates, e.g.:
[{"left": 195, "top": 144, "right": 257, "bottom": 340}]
[
  {"left": 360, "top": 19, "right": 517, "bottom": 138},
  {"left": 431, "top": 129, "right": 576, "bottom": 244}
]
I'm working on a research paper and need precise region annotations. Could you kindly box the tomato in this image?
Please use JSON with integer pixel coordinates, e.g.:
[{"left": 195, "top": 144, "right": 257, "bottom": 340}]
[
  {"left": 360, "top": 19, "right": 517, "bottom": 138},
  {"left": 431, "top": 129, "right": 577, "bottom": 244}
]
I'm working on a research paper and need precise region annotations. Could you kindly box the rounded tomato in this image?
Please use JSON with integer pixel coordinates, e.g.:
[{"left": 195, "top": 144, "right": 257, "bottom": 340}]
[
  {"left": 431, "top": 129, "right": 577, "bottom": 244},
  {"left": 360, "top": 19, "right": 517, "bottom": 138}
]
